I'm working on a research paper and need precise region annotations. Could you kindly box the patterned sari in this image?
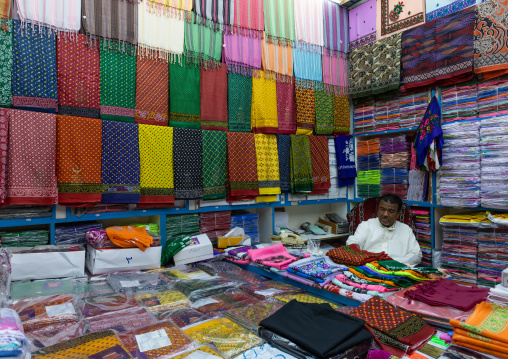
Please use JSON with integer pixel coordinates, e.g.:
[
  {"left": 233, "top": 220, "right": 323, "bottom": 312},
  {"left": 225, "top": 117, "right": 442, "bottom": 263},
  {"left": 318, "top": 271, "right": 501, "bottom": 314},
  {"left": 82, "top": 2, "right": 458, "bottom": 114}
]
[
  {"left": 201, "top": 66, "right": 228, "bottom": 131},
  {"left": 169, "top": 58, "right": 201, "bottom": 129},
  {"left": 227, "top": 132, "right": 259, "bottom": 198},
  {"left": 290, "top": 135, "right": 313, "bottom": 194},
  {"left": 202, "top": 130, "right": 227, "bottom": 200}
]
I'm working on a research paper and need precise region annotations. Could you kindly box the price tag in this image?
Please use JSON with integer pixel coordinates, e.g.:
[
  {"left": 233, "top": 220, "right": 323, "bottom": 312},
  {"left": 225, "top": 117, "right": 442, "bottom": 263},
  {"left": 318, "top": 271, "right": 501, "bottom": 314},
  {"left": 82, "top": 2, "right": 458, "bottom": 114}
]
[
  {"left": 120, "top": 280, "right": 140, "bottom": 288},
  {"left": 135, "top": 330, "right": 171, "bottom": 352},
  {"left": 45, "top": 302, "right": 75, "bottom": 317}
]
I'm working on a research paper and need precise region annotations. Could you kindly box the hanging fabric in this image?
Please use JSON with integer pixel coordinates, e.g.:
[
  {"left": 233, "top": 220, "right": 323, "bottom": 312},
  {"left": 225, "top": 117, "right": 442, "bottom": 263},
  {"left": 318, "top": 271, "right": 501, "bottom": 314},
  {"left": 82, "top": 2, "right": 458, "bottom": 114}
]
[
  {"left": 333, "top": 94, "right": 350, "bottom": 135},
  {"left": 323, "top": 0, "right": 349, "bottom": 55},
  {"left": 251, "top": 71, "right": 278, "bottom": 134},
  {"left": 12, "top": 20, "right": 57, "bottom": 112},
  {"left": 426, "top": 0, "right": 483, "bottom": 21},
  {"left": 135, "top": 56, "right": 169, "bottom": 126},
  {"left": 223, "top": 32, "right": 262, "bottom": 76},
  {"left": 202, "top": 130, "right": 227, "bottom": 201},
  {"left": 322, "top": 52, "right": 348, "bottom": 95},
  {"left": 309, "top": 135, "right": 331, "bottom": 194},
  {"left": 293, "top": 46, "right": 323, "bottom": 84},
  {"left": 232, "top": 0, "right": 264, "bottom": 38},
  {"left": 201, "top": 66, "right": 228, "bottom": 131},
  {"left": 15, "top": 0, "right": 81, "bottom": 36},
  {"left": 138, "top": 124, "right": 175, "bottom": 205},
  {"left": 5, "top": 110, "right": 57, "bottom": 206},
  {"left": 255, "top": 134, "right": 281, "bottom": 199},
  {"left": 0, "top": 18, "right": 11, "bottom": 108},
  {"left": 227, "top": 132, "right": 259, "bottom": 198},
  {"left": 314, "top": 88, "right": 334, "bottom": 135},
  {"left": 184, "top": 12, "right": 223, "bottom": 68},
  {"left": 0, "top": 0, "right": 11, "bottom": 26},
  {"left": 101, "top": 121, "right": 141, "bottom": 203},
  {"left": 56, "top": 116, "right": 102, "bottom": 206},
  {"left": 147, "top": 0, "right": 193, "bottom": 15},
  {"left": 376, "top": 0, "right": 425, "bottom": 39},
  {"left": 173, "top": 128, "right": 203, "bottom": 200},
  {"left": 276, "top": 81, "right": 296, "bottom": 134},
  {"left": 194, "top": 0, "right": 234, "bottom": 32},
  {"left": 295, "top": 83, "right": 316, "bottom": 135},
  {"left": 348, "top": 0, "right": 376, "bottom": 51},
  {"left": 82, "top": 0, "right": 138, "bottom": 50},
  {"left": 228, "top": 73, "right": 252, "bottom": 132},
  {"left": 335, "top": 135, "right": 357, "bottom": 187},
  {"left": 169, "top": 58, "right": 201, "bottom": 129},
  {"left": 294, "top": 0, "right": 324, "bottom": 47},
  {"left": 413, "top": 96, "right": 443, "bottom": 171},
  {"left": 57, "top": 33, "right": 100, "bottom": 119},
  {"left": 261, "top": 32, "right": 293, "bottom": 82},
  {"left": 263, "top": 0, "right": 295, "bottom": 46},
  {"left": 290, "top": 134, "right": 313, "bottom": 194},
  {"left": 0, "top": 109, "right": 8, "bottom": 204},
  {"left": 276, "top": 134, "right": 291, "bottom": 193},
  {"left": 100, "top": 42, "right": 137, "bottom": 122}
]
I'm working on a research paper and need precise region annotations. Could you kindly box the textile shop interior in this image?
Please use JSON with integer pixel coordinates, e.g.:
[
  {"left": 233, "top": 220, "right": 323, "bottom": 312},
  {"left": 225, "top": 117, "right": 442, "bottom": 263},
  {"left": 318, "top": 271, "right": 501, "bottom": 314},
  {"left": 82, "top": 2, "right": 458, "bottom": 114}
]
[{"left": 0, "top": 0, "right": 508, "bottom": 358}]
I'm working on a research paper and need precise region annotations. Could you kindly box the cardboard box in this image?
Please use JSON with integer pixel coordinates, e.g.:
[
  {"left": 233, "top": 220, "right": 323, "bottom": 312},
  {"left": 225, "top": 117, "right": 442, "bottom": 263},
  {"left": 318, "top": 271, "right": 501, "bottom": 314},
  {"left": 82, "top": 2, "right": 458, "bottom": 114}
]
[
  {"left": 86, "top": 246, "right": 162, "bottom": 275},
  {"left": 318, "top": 217, "right": 340, "bottom": 234},
  {"left": 173, "top": 234, "right": 213, "bottom": 266},
  {"left": 9, "top": 245, "right": 86, "bottom": 281}
]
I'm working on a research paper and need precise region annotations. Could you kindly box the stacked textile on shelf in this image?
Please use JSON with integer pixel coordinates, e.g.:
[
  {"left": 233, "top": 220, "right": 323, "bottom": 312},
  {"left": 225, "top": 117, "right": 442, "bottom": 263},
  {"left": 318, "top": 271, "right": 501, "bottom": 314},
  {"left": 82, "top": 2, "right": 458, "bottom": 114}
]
[
  {"left": 439, "top": 120, "right": 481, "bottom": 207},
  {"left": 0, "top": 230, "right": 49, "bottom": 247},
  {"left": 399, "top": 91, "right": 429, "bottom": 129},
  {"left": 477, "top": 227, "right": 508, "bottom": 288},
  {"left": 412, "top": 209, "right": 432, "bottom": 266},
  {"left": 374, "top": 97, "right": 400, "bottom": 132},
  {"left": 231, "top": 212, "right": 259, "bottom": 245},
  {"left": 380, "top": 136, "right": 411, "bottom": 200},
  {"left": 325, "top": 138, "right": 348, "bottom": 200},
  {"left": 199, "top": 211, "right": 231, "bottom": 243},
  {"left": 441, "top": 224, "right": 479, "bottom": 286},
  {"left": 0, "top": 207, "right": 52, "bottom": 220},
  {"left": 441, "top": 81, "right": 478, "bottom": 123},
  {"left": 477, "top": 76, "right": 508, "bottom": 118},
  {"left": 407, "top": 170, "right": 428, "bottom": 202},
  {"left": 55, "top": 222, "right": 102, "bottom": 245},
  {"left": 353, "top": 102, "right": 375, "bottom": 134},
  {"left": 357, "top": 139, "right": 381, "bottom": 198},
  {"left": 162, "top": 214, "right": 200, "bottom": 265}
]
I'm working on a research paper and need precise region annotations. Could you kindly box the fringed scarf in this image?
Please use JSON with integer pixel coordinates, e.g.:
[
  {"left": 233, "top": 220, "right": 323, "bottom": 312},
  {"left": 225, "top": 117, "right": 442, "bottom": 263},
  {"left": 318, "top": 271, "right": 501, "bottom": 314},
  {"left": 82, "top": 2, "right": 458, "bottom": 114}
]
[
  {"left": 290, "top": 134, "right": 313, "bottom": 194},
  {"left": 276, "top": 81, "right": 296, "bottom": 134},
  {"left": 322, "top": 52, "right": 348, "bottom": 95},
  {"left": 294, "top": 0, "right": 324, "bottom": 47},
  {"left": 101, "top": 121, "right": 141, "bottom": 203},
  {"left": 173, "top": 128, "right": 203, "bottom": 199},
  {"left": 293, "top": 46, "right": 323, "bottom": 84},
  {"left": 223, "top": 32, "right": 262, "bottom": 76},
  {"left": 57, "top": 33, "right": 100, "bottom": 119},
  {"left": 314, "top": 88, "right": 334, "bottom": 135},
  {"left": 233, "top": 0, "right": 264, "bottom": 38},
  {"left": 12, "top": 20, "right": 58, "bottom": 112},
  {"left": 276, "top": 134, "right": 291, "bottom": 193},
  {"left": 169, "top": 58, "right": 201, "bottom": 129},
  {"left": 0, "top": 0, "right": 11, "bottom": 25},
  {"left": 228, "top": 73, "right": 252, "bottom": 132},
  {"left": 255, "top": 134, "right": 281, "bottom": 197},
  {"left": 309, "top": 135, "right": 331, "bottom": 194},
  {"left": 82, "top": 0, "right": 138, "bottom": 51},
  {"left": 202, "top": 130, "right": 227, "bottom": 201},
  {"left": 0, "top": 18, "right": 11, "bottom": 108},
  {"left": 15, "top": 0, "right": 80, "bottom": 36},
  {"left": 56, "top": 116, "right": 102, "bottom": 206},
  {"left": 227, "top": 132, "right": 259, "bottom": 197},
  {"left": 201, "top": 66, "right": 228, "bottom": 131},
  {"left": 138, "top": 0, "right": 185, "bottom": 62},
  {"left": 138, "top": 124, "right": 175, "bottom": 205},
  {"left": 261, "top": 33, "right": 293, "bottom": 82},
  {"left": 184, "top": 12, "right": 223, "bottom": 68},
  {"left": 295, "top": 82, "right": 316, "bottom": 135},
  {"left": 135, "top": 56, "right": 169, "bottom": 126},
  {"left": 251, "top": 71, "right": 279, "bottom": 134},
  {"left": 0, "top": 109, "right": 7, "bottom": 204},
  {"left": 147, "top": 0, "right": 193, "bottom": 15},
  {"left": 263, "top": 0, "right": 295, "bottom": 46},
  {"left": 194, "top": 0, "right": 234, "bottom": 32},
  {"left": 5, "top": 110, "right": 57, "bottom": 206},
  {"left": 100, "top": 41, "right": 137, "bottom": 122},
  {"left": 333, "top": 93, "right": 350, "bottom": 135},
  {"left": 323, "top": 0, "right": 349, "bottom": 55}
]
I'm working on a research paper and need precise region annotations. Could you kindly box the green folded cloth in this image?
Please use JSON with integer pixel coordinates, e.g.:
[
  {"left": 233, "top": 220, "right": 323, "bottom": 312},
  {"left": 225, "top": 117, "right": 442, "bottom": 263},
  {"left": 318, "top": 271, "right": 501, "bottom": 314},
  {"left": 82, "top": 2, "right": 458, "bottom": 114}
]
[{"left": 1, "top": 230, "right": 49, "bottom": 247}]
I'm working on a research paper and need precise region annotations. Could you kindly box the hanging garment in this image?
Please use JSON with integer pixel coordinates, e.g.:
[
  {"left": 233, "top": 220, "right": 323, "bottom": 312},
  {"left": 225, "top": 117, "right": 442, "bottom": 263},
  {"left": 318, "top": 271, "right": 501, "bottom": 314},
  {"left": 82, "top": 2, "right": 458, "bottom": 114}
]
[
  {"left": 290, "top": 134, "right": 313, "bottom": 194},
  {"left": 101, "top": 121, "right": 140, "bottom": 203},
  {"left": 293, "top": 46, "right": 323, "bottom": 83},
  {"left": 228, "top": 73, "right": 252, "bottom": 132},
  {"left": 202, "top": 130, "right": 227, "bottom": 201},
  {"left": 261, "top": 33, "right": 294, "bottom": 82},
  {"left": 413, "top": 96, "right": 443, "bottom": 170},
  {"left": 0, "top": 0, "right": 11, "bottom": 23},
  {"left": 294, "top": 0, "right": 324, "bottom": 47},
  {"left": 295, "top": 83, "right": 316, "bottom": 135},
  {"left": 335, "top": 135, "right": 357, "bottom": 187},
  {"left": 169, "top": 58, "right": 201, "bottom": 129},
  {"left": 0, "top": 18, "right": 11, "bottom": 108},
  {"left": 173, "top": 128, "right": 203, "bottom": 199},
  {"left": 322, "top": 52, "right": 348, "bottom": 95},
  {"left": 376, "top": 0, "right": 425, "bottom": 39},
  {"left": 276, "top": 81, "right": 296, "bottom": 135},
  {"left": 263, "top": 0, "right": 295, "bottom": 46},
  {"left": 323, "top": 0, "right": 349, "bottom": 54},
  {"left": 56, "top": 116, "right": 102, "bottom": 206},
  {"left": 227, "top": 132, "right": 259, "bottom": 198},
  {"left": 5, "top": 110, "right": 57, "bottom": 205},
  {"left": 201, "top": 66, "right": 228, "bottom": 131},
  {"left": 223, "top": 32, "right": 262, "bottom": 76},
  {"left": 277, "top": 134, "right": 291, "bottom": 193},
  {"left": 0, "top": 109, "right": 7, "bottom": 204},
  {"left": 251, "top": 72, "right": 278, "bottom": 134},
  {"left": 232, "top": 0, "right": 264, "bottom": 37},
  {"left": 193, "top": 0, "right": 234, "bottom": 32},
  {"left": 15, "top": 0, "right": 81, "bottom": 35},
  {"left": 426, "top": 0, "right": 484, "bottom": 21},
  {"left": 184, "top": 12, "right": 223, "bottom": 67},
  {"left": 314, "top": 88, "right": 334, "bottom": 135},
  {"left": 309, "top": 135, "right": 331, "bottom": 194},
  {"left": 349, "top": 0, "right": 376, "bottom": 50},
  {"left": 254, "top": 134, "right": 281, "bottom": 197},
  {"left": 333, "top": 93, "right": 350, "bottom": 135}
]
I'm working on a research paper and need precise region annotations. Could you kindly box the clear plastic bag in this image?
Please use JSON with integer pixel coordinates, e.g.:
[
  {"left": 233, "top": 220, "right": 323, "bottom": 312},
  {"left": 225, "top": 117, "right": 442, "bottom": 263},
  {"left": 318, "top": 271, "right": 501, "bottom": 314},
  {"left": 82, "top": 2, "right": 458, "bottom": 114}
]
[
  {"left": 222, "top": 302, "right": 283, "bottom": 334},
  {"left": 0, "top": 249, "right": 11, "bottom": 304},
  {"left": 85, "top": 307, "right": 157, "bottom": 334},
  {"left": 135, "top": 290, "right": 190, "bottom": 312},
  {"left": 174, "top": 278, "right": 239, "bottom": 301},
  {"left": 156, "top": 308, "right": 210, "bottom": 328},
  {"left": 10, "top": 279, "right": 74, "bottom": 300},
  {"left": 195, "top": 261, "right": 241, "bottom": 276},
  {"left": 191, "top": 290, "right": 259, "bottom": 317},
  {"left": 78, "top": 294, "right": 139, "bottom": 318},
  {"left": 161, "top": 266, "right": 212, "bottom": 281},
  {"left": 0, "top": 308, "right": 27, "bottom": 357},
  {"left": 240, "top": 282, "right": 303, "bottom": 300},
  {"left": 27, "top": 320, "right": 85, "bottom": 349},
  {"left": 169, "top": 345, "right": 224, "bottom": 359},
  {"left": 218, "top": 270, "right": 270, "bottom": 284},
  {"left": 107, "top": 273, "right": 172, "bottom": 293},
  {"left": 72, "top": 279, "right": 115, "bottom": 299}
]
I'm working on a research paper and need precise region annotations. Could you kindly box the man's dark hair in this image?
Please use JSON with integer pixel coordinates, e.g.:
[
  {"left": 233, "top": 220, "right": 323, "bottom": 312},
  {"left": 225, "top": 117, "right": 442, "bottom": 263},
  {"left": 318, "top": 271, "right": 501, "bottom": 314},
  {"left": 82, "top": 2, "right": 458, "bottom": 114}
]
[{"left": 379, "top": 193, "right": 403, "bottom": 212}]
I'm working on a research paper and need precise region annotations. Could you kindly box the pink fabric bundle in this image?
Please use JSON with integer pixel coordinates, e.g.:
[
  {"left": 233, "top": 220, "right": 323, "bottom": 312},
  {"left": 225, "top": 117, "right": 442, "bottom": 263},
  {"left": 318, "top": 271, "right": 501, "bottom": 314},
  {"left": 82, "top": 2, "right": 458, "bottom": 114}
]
[
  {"left": 223, "top": 33, "right": 262, "bottom": 75},
  {"left": 335, "top": 274, "right": 399, "bottom": 293},
  {"left": 85, "top": 229, "right": 117, "bottom": 249},
  {"left": 247, "top": 243, "right": 297, "bottom": 269}
]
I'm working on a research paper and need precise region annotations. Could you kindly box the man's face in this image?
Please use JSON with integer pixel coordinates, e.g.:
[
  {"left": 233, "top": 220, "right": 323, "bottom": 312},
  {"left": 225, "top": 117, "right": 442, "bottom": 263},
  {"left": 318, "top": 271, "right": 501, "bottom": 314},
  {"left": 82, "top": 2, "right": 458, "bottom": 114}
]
[{"left": 377, "top": 200, "right": 400, "bottom": 227}]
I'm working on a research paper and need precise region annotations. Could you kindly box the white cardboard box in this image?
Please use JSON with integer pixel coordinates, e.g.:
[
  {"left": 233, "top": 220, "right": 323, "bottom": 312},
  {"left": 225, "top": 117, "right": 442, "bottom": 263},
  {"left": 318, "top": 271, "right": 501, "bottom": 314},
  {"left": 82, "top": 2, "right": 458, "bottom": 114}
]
[
  {"left": 173, "top": 234, "right": 213, "bottom": 266},
  {"left": 86, "top": 246, "right": 162, "bottom": 275},
  {"left": 502, "top": 268, "right": 508, "bottom": 287},
  {"left": 9, "top": 245, "right": 86, "bottom": 281}
]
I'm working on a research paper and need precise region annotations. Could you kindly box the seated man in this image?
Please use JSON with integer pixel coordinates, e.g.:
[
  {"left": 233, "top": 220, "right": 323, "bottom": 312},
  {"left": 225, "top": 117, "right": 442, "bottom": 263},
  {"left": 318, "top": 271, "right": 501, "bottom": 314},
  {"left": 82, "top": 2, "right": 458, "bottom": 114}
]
[{"left": 346, "top": 193, "right": 422, "bottom": 265}]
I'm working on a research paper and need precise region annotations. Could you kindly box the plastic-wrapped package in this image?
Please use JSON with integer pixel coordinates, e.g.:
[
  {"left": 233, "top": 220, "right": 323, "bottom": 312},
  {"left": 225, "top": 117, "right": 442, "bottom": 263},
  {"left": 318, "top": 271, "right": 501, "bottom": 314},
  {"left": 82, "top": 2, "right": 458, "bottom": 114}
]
[
  {"left": 27, "top": 320, "right": 85, "bottom": 349},
  {"left": 240, "top": 282, "right": 304, "bottom": 300},
  {"left": 195, "top": 261, "right": 241, "bottom": 276},
  {"left": 218, "top": 270, "right": 270, "bottom": 284},
  {"left": 85, "top": 307, "right": 157, "bottom": 334},
  {"left": 441, "top": 225, "right": 479, "bottom": 286},
  {"left": 222, "top": 302, "right": 283, "bottom": 334},
  {"left": 174, "top": 278, "right": 238, "bottom": 301},
  {"left": 10, "top": 279, "right": 74, "bottom": 300},
  {"left": 0, "top": 308, "right": 27, "bottom": 357},
  {"left": 0, "top": 249, "right": 11, "bottom": 304},
  {"left": 85, "top": 229, "right": 117, "bottom": 249},
  {"left": 160, "top": 266, "right": 211, "bottom": 281},
  {"left": 272, "top": 293, "right": 339, "bottom": 308},
  {"left": 0, "top": 206, "right": 51, "bottom": 220},
  {"left": 156, "top": 308, "right": 210, "bottom": 328},
  {"left": 107, "top": 273, "right": 171, "bottom": 293},
  {"left": 191, "top": 290, "right": 259, "bottom": 317},
  {"left": 117, "top": 322, "right": 193, "bottom": 359},
  {"left": 131, "top": 223, "right": 160, "bottom": 236},
  {"left": 170, "top": 345, "right": 224, "bottom": 359},
  {"left": 200, "top": 211, "right": 231, "bottom": 242},
  {"left": 231, "top": 213, "right": 260, "bottom": 245},
  {"left": 72, "top": 279, "right": 115, "bottom": 299},
  {"left": 412, "top": 209, "right": 432, "bottom": 267},
  {"left": 183, "top": 318, "right": 263, "bottom": 359},
  {"left": 55, "top": 222, "right": 102, "bottom": 245},
  {"left": 135, "top": 290, "right": 190, "bottom": 312},
  {"left": 0, "top": 230, "right": 49, "bottom": 247},
  {"left": 79, "top": 294, "right": 139, "bottom": 318}
]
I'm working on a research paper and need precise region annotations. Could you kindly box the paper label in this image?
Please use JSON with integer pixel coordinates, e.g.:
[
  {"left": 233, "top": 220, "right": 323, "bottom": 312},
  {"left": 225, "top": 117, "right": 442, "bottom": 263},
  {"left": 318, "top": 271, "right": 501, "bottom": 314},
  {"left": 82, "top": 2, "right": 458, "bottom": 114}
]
[
  {"left": 185, "top": 350, "right": 222, "bottom": 359},
  {"left": 188, "top": 272, "right": 211, "bottom": 280},
  {"left": 254, "top": 288, "right": 283, "bottom": 296},
  {"left": 191, "top": 298, "right": 219, "bottom": 308},
  {"left": 120, "top": 280, "right": 140, "bottom": 288},
  {"left": 135, "top": 329, "right": 172, "bottom": 352},
  {"left": 45, "top": 302, "right": 75, "bottom": 317}
]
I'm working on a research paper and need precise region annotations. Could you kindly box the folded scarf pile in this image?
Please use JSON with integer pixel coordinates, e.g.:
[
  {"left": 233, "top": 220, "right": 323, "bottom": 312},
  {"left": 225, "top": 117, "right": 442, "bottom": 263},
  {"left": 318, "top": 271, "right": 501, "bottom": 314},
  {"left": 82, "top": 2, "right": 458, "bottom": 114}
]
[
  {"left": 169, "top": 58, "right": 201, "bottom": 129},
  {"left": 105, "top": 226, "right": 153, "bottom": 251},
  {"left": 290, "top": 134, "right": 314, "bottom": 194},
  {"left": 248, "top": 243, "right": 298, "bottom": 270},
  {"left": 201, "top": 66, "right": 228, "bottom": 131},
  {"left": 335, "top": 135, "right": 357, "bottom": 187},
  {"left": 224, "top": 245, "right": 251, "bottom": 264},
  {"left": 251, "top": 71, "right": 279, "bottom": 134},
  {"left": 327, "top": 244, "right": 392, "bottom": 267}
]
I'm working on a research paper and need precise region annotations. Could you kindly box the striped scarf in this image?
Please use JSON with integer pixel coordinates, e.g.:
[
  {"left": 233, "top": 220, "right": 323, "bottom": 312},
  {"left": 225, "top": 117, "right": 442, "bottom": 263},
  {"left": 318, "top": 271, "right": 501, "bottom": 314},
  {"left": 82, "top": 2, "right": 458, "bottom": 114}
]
[
  {"left": 294, "top": 0, "right": 324, "bottom": 48},
  {"left": 261, "top": 32, "right": 293, "bottom": 82},
  {"left": 16, "top": 0, "right": 81, "bottom": 35},
  {"left": 323, "top": 0, "right": 348, "bottom": 55},
  {"left": 322, "top": 51, "right": 348, "bottom": 95},
  {"left": 184, "top": 12, "right": 223, "bottom": 68},
  {"left": 263, "top": 0, "right": 295, "bottom": 46},
  {"left": 147, "top": 0, "right": 193, "bottom": 15},
  {"left": 233, "top": 0, "right": 264, "bottom": 38},
  {"left": 194, "top": 0, "right": 234, "bottom": 32}
]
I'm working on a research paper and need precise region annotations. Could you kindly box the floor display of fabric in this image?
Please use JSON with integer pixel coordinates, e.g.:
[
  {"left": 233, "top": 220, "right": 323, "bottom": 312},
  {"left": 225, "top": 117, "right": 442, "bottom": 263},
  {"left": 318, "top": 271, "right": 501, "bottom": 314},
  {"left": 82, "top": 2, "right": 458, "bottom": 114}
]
[
  {"left": 155, "top": 307, "right": 211, "bottom": 328},
  {"left": 85, "top": 307, "right": 156, "bottom": 334},
  {"left": 412, "top": 209, "right": 432, "bottom": 266},
  {"left": 477, "top": 227, "right": 508, "bottom": 287},
  {"left": 135, "top": 291, "right": 189, "bottom": 312},
  {"left": 10, "top": 279, "right": 74, "bottom": 300},
  {"left": 163, "top": 214, "right": 200, "bottom": 265},
  {"left": 231, "top": 212, "right": 260, "bottom": 245},
  {"left": 441, "top": 225, "right": 479, "bottom": 285},
  {"left": 174, "top": 278, "right": 238, "bottom": 301},
  {"left": 107, "top": 273, "right": 170, "bottom": 293},
  {"left": 196, "top": 261, "right": 241, "bottom": 276}
]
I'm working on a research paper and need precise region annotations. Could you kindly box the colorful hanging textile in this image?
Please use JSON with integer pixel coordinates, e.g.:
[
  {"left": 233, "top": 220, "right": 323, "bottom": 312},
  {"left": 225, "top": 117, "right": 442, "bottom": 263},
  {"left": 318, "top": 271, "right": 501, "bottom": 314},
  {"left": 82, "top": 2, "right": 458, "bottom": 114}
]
[
  {"left": 0, "top": 0, "right": 11, "bottom": 23},
  {"left": 277, "top": 134, "right": 291, "bottom": 193},
  {"left": 15, "top": 0, "right": 81, "bottom": 35},
  {"left": 101, "top": 121, "right": 140, "bottom": 203},
  {"left": 173, "top": 128, "right": 203, "bottom": 199},
  {"left": 295, "top": 83, "right": 316, "bottom": 135},
  {"left": 323, "top": 0, "right": 348, "bottom": 54},
  {"left": 138, "top": 0, "right": 185, "bottom": 61},
  {"left": 327, "top": 244, "right": 392, "bottom": 267},
  {"left": 184, "top": 12, "right": 223, "bottom": 67},
  {"left": 334, "top": 94, "right": 350, "bottom": 135},
  {"left": 147, "top": 0, "right": 193, "bottom": 14},
  {"left": 134, "top": 56, "right": 168, "bottom": 126},
  {"left": 290, "top": 134, "right": 313, "bottom": 194},
  {"left": 138, "top": 125, "right": 174, "bottom": 205},
  {"left": 56, "top": 116, "right": 102, "bottom": 206},
  {"left": 169, "top": 58, "right": 201, "bottom": 129},
  {"left": 309, "top": 135, "right": 331, "bottom": 194},
  {"left": 251, "top": 71, "right": 278, "bottom": 134},
  {"left": 228, "top": 73, "right": 252, "bottom": 132},
  {"left": 474, "top": 0, "right": 508, "bottom": 80},
  {"left": 5, "top": 110, "right": 57, "bottom": 206},
  {"left": 202, "top": 130, "right": 227, "bottom": 201},
  {"left": 233, "top": 0, "right": 264, "bottom": 37},
  {"left": 81, "top": 0, "right": 138, "bottom": 49},
  {"left": 276, "top": 81, "right": 296, "bottom": 134},
  {"left": 402, "top": 7, "right": 476, "bottom": 91},
  {"left": 0, "top": 109, "right": 7, "bottom": 204},
  {"left": 314, "top": 88, "right": 334, "bottom": 135},
  {"left": 254, "top": 134, "right": 281, "bottom": 196},
  {"left": 335, "top": 135, "right": 357, "bottom": 186},
  {"left": 413, "top": 96, "right": 443, "bottom": 171},
  {"left": 293, "top": 46, "right": 323, "bottom": 83},
  {"left": 263, "top": 0, "right": 295, "bottom": 46},
  {"left": 100, "top": 42, "right": 137, "bottom": 122},
  {"left": 294, "top": 0, "right": 324, "bottom": 47},
  {"left": 0, "top": 18, "right": 11, "bottom": 108},
  {"left": 261, "top": 33, "right": 293, "bottom": 82},
  {"left": 376, "top": 0, "right": 425, "bottom": 39},
  {"left": 348, "top": 0, "right": 376, "bottom": 50},
  {"left": 56, "top": 33, "right": 100, "bottom": 118},
  {"left": 322, "top": 52, "right": 348, "bottom": 95},
  {"left": 12, "top": 20, "right": 57, "bottom": 112},
  {"left": 223, "top": 32, "right": 262, "bottom": 75},
  {"left": 426, "top": 0, "right": 483, "bottom": 21},
  {"left": 227, "top": 132, "right": 259, "bottom": 197},
  {"left": 194, "top": 0, "right": 234, "bottom": 32},
  {"left": 201, "top": 66, "right": 228, "bottom": 131}
]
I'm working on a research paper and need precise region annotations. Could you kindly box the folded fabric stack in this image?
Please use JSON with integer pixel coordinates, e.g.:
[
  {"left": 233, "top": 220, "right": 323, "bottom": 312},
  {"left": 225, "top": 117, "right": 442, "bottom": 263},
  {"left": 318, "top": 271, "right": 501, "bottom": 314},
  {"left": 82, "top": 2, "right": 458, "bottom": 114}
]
[
  {"left": 0, "top": 206, "right": 52, "bottom": 220},
  {"left": 105, "top": 226, "right": 153, "bottom": 251},
  {"left": 441, "top": 225, "right": 479, "bottom": 286},
  {"left": 131, "top": 223, "right": 159, "bottom": 236},
  {"left": 107, "top": 273, "right": 170, "bottom": 293},
  {"left": 357, "top": 139, "right": 381, "bottom": 198},
  {"left": 0, "top": 308, "right": 27, "bottom": 357},
  {"left": 374, "top": 97, "right": 400, "bottom": 132},
  {"left": 380, "top": 168, "right": 409, "bottom": 200},
  {"left": 286, "top": 256, "right": 347, "bottom": 285},
  {"left": 174, "top": 278, "right": 238, "bottom": 301},
  {"left": 85, "top": 229, "right": 117, "bottom": 249},
  {"left": 353, "top": 102, "right": 375, "bottom": 134},
  {"left": 488, "top": 284, "right": 508, "bottom": 306},
  {"left": 480, "top": 116, "right": 508, "bottom": 209},
  {"left": 247, "top": 244, "right": 298, "bottom": 270},
  {"left": 413, "top": 209, "right": 432, "bottom": 266},
  {"left": 399, "top": 91, "right": 429, "bottom": 129},
  {"left": 199, "top": 211, "right": 231, "bottom": 244},
  {"left": 224, "top": 246, "right": 251, "bottom": 264},
  {"left": 477, "top": 227, "right": 508, "bottom": 287},
  {"left": 55, "top": 222, "right": 102, "bottom": 245},
  {"left": 439, "top": 120, "right": 481, "bottom": 207},
  {"left": 0, "top": 230, "right": 49, "bottom": 247},
  {"left": 327, "top": 244, "right": 391, "bottom": 267},
  {"left": 231, "top": 212, "right": 259, "bottom": 245},
  {"left": 162, "top": 214, "right": 200, "bottom": 264},
  {"left": 441, "top": 81, "right": 478, "bottom": 123},
  {"left": 327, "top": 138, "right": 348, "bottom": 199},
  {"left": 477, "top": 76, "right": 508, "bottom": 118},
  {"left": 407, "top": 170, "right": 428, "bottom": 202}
]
